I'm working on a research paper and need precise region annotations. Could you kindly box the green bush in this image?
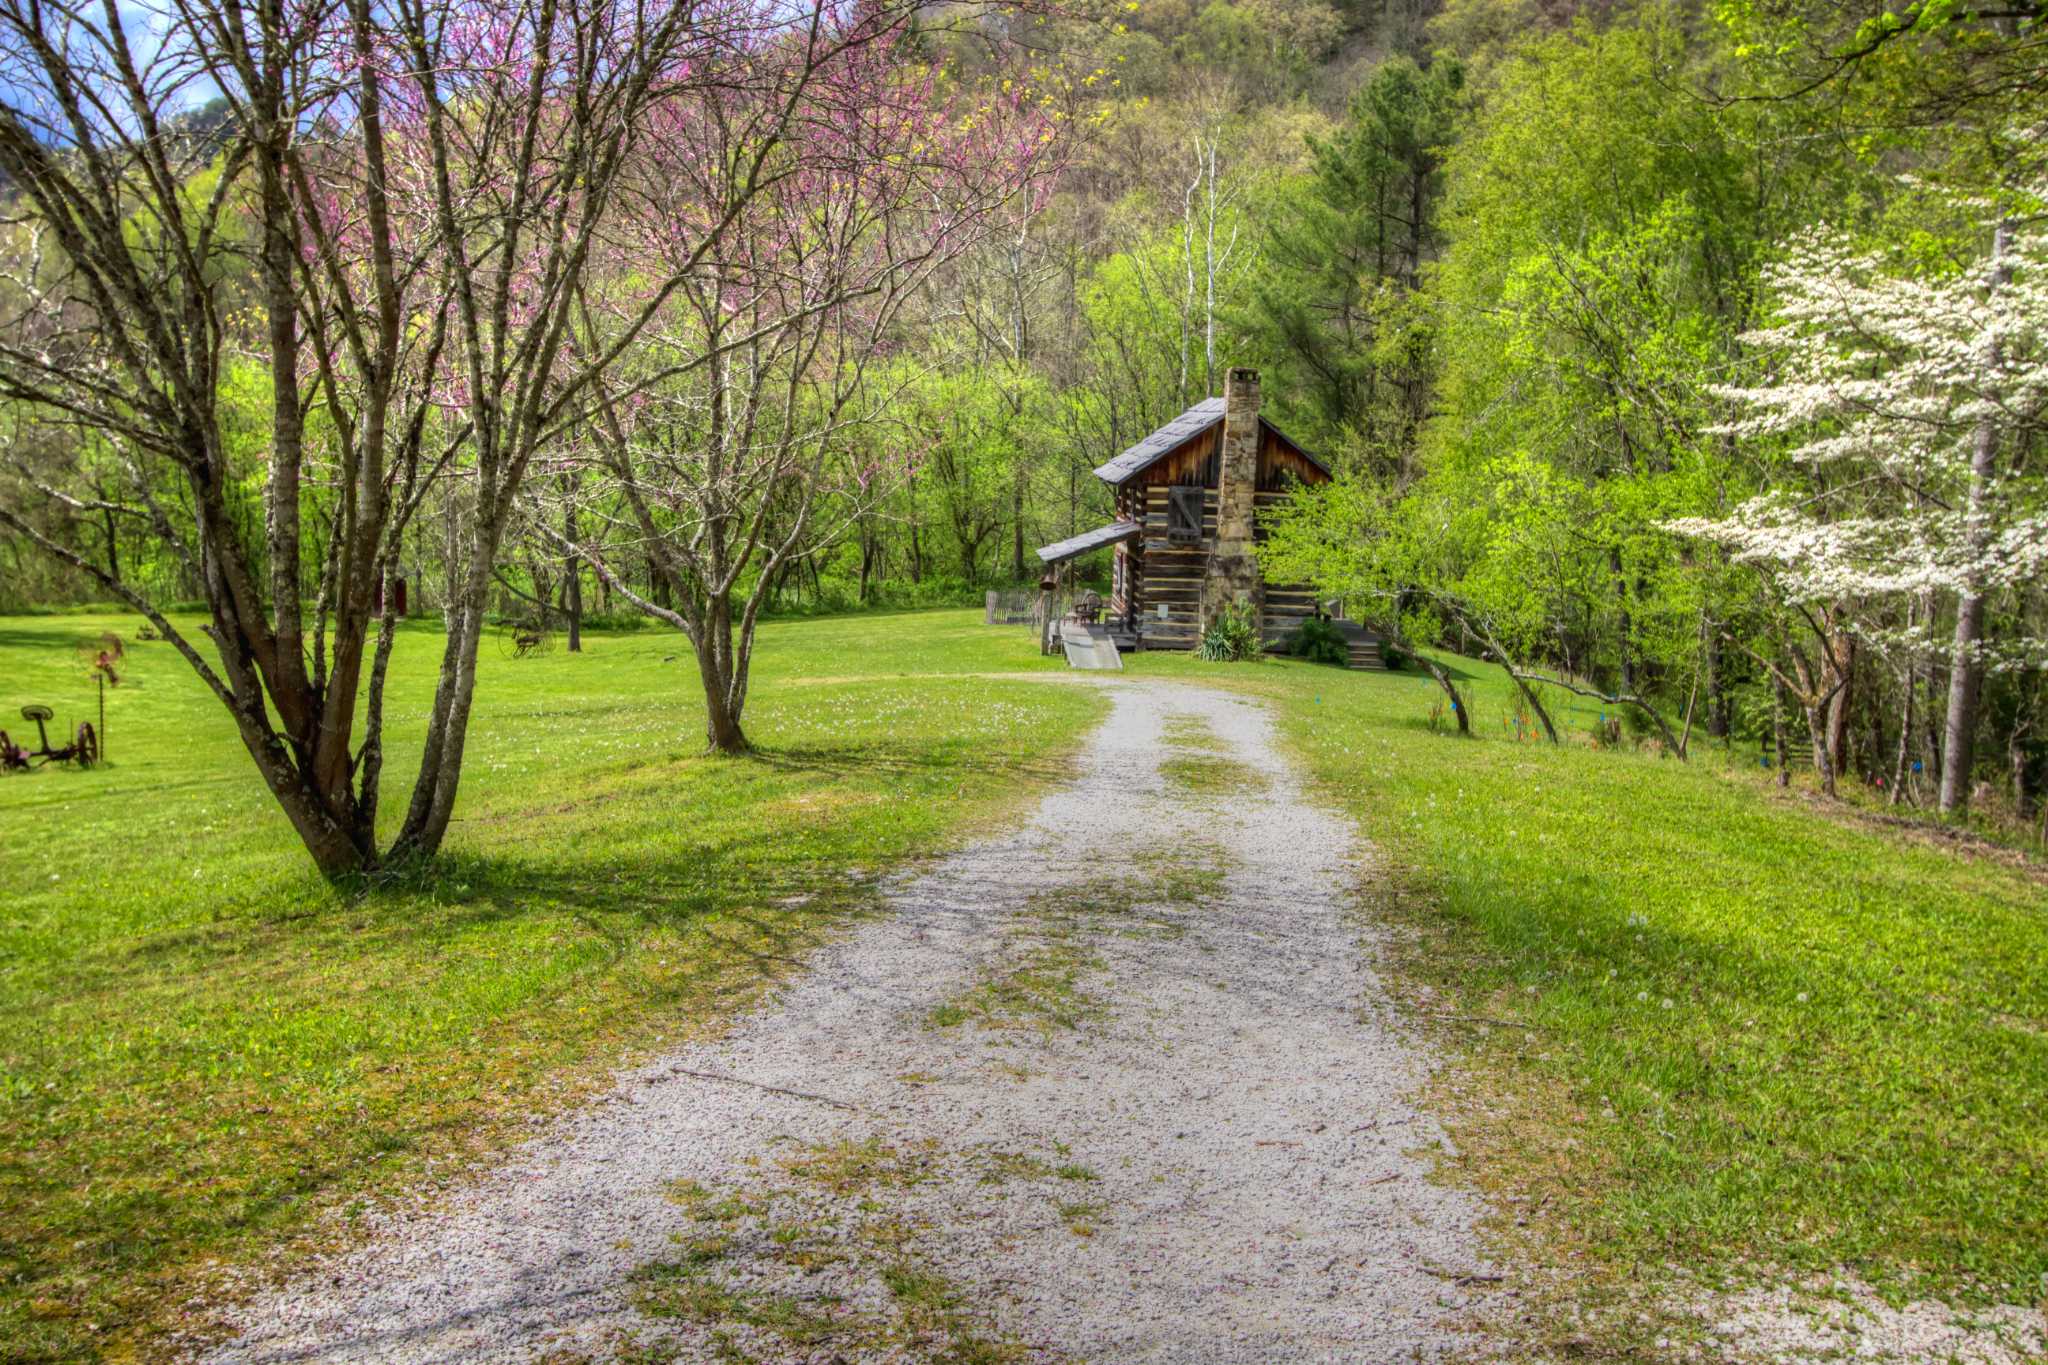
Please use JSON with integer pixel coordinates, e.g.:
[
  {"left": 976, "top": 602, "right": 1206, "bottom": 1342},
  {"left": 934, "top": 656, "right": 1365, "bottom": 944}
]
[
  {"left": 575, "top": 611, "right": 659, "bottom": 631},
  {"left": 1196, "top": 603, "right": 1262, "bottom": 662},
  {"left": 1285, "top": 616, "right": 1349, "bottom": 666}
]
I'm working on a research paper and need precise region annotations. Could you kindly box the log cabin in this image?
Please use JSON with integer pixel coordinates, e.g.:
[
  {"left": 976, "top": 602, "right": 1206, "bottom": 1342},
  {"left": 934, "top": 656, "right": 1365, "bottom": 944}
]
[{"left": 1035, "top": 366, "right": 1384, "bottom": 668}]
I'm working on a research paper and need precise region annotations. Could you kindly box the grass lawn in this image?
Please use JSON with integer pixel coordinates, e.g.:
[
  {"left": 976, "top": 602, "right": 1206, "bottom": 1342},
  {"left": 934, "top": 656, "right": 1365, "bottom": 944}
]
[
  {"left": 4, "top": 608, "right": 2042, "bottom": 1361},
  {"left": 1118, "top": 646, "right": 2048, "bottom": 1321},
  {"left": 0, "top": 608, "right": 1098, "bottom": 1363}
]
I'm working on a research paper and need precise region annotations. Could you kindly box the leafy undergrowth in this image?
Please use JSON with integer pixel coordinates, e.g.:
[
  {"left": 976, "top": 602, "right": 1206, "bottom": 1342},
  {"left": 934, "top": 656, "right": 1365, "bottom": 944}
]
[
  {"left": 1124, "top": 648, "right": 2048, "bottom": 1323},
  {"left": 0, "top": 610, "right": 1098, "bottom": 1363}
]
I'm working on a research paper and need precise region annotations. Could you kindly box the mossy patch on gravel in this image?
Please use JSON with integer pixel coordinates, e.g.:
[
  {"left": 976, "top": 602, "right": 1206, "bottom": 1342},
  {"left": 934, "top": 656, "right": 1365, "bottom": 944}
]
[
  {"left": 628, "top": 1162, "right": 1032, "bottom": 1364},
  {"left": 1159, "top": 714, "right": 1270, "bottom": 798},
  {"left": 926, "top": 846, "right": 1233, "bottom": 1034},
  {"left": 1160, "top": 752, "right": 1270, "bottom": 797}
]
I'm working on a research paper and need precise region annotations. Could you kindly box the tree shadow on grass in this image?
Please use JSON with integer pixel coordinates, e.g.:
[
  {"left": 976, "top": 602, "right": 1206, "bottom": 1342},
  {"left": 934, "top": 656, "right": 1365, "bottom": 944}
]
[
  {"left": 0, "top": 624, "right": 130, "bottom": 653},
  {"left": 88, "top": 735, "right": 1063, "bottom": 984},
  {"left": 738, "top": 739, "right": 1075, "bottom": 786},
  {"left": 1411, "top": 654, "right": 1481, "bottom": 682},
  {"left": 7, "top": 825, "right": 884, "bottom": 1286},
  {"left": 398, "top": 832, "right": 873, "bottom": 941},
  {"left": 347, "top": 731, "right": 1072, "bottom": 941}
]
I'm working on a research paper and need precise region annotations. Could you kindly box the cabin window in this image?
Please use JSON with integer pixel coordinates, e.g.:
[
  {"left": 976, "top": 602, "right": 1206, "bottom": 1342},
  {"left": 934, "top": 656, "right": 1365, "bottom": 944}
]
[{"left": 1167, "top": 486, "right": 1204, "bottom": 543}]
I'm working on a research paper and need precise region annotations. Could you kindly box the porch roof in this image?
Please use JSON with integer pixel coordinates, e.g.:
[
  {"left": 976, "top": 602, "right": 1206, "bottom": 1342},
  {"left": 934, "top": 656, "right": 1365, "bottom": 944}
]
[{"left": 1035, "top": 520, "right": 1142, "bottom": 565}]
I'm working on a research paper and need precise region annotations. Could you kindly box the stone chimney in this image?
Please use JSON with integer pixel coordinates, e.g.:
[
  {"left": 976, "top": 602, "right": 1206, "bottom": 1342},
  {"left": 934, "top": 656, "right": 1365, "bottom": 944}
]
[{"left": 1201, "top": 366, "right": 1264, "bottom": 634}]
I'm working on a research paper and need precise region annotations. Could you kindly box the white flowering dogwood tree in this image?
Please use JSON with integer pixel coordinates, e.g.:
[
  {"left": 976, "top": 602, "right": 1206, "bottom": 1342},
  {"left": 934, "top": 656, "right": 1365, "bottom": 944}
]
[{"left": 1670, "top": 199, "right": 2048, "bottom": 809}]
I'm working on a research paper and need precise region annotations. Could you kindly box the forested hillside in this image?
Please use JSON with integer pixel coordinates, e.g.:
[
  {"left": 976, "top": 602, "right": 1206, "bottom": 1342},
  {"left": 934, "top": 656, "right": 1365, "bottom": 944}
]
[{"left": 2, "top": 0, "right": 2042, "bottom": 837}]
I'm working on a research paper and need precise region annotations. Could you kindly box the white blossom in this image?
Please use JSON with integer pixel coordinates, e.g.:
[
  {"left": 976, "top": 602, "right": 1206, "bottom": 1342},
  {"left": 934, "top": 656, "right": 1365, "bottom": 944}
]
[{"left": 1669, "top": 192, "right": 2048, "bottom": 669}]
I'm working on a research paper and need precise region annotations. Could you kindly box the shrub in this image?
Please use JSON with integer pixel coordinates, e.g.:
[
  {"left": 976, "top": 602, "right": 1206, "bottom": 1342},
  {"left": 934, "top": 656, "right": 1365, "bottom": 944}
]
[
  {"left": 575, "top": 611, "right": 659, "bottom": 631},
  {"left": 1285, "top": 617, "right": 1349, "bottom": 666},
  {"left": 1196, "top": 603, "right": 1263, "bottom": 663}
]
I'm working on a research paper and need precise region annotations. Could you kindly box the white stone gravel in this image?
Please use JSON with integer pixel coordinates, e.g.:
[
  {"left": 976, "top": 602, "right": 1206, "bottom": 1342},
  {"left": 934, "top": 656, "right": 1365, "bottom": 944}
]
[
  {"left": 196, "top": 679, "right": 1498, "bottom": 1363},
  {"left": 1689, "top": 1276, "right": 2048, "bottom": 1364}
]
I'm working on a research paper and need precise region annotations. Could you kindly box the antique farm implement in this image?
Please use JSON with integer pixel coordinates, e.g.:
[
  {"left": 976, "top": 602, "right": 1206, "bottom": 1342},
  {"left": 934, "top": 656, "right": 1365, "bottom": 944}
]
[
  {"left": 0, "top": 704, "right": 98, "bottom": 771},
  {"left": 495, "top": 619, "right": 555, "bottom": 660},
  {"left": 2, "top": 631, "right": 117, "bottom": 772}
]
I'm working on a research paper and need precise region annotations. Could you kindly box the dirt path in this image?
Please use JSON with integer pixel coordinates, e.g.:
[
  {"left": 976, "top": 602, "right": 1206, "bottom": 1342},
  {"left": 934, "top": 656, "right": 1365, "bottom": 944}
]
[{"left": 201, "top": 680, "right": 1497, "bottom": 1363}]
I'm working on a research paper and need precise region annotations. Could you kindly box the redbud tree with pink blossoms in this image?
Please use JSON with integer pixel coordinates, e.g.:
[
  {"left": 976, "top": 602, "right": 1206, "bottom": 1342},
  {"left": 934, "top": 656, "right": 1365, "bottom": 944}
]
[
  {"left": 538, "top": 18, "right": 1083, "bottom": 752},
  {"left": 0, "top": 0, "right": 1076, "bottom": 871}
]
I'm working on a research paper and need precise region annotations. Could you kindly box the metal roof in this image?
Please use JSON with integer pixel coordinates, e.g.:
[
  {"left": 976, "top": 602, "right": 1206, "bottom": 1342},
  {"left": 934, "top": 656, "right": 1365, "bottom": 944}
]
[
  {"left": 1035, "top": 520, "right": 1142, "bottom": 564},
  {"left": 1091, "top": 398, "right": 1330, "bottom": 485},
  {"left": 1092, "top": 398, "right": 1225, "bottom": 484}
]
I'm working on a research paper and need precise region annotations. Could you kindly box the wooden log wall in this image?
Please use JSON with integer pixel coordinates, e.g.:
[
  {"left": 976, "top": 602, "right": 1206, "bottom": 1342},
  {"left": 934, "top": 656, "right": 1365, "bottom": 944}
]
[
  {"left": 1135, "top": 486, "right": 1213, "bottom": 649},
  {"left": 1111, "top": 483, "right": 1140, "bottom": 620},
  {"left": 1132, "top": 487, "right": 1319, "bottom": 650}
]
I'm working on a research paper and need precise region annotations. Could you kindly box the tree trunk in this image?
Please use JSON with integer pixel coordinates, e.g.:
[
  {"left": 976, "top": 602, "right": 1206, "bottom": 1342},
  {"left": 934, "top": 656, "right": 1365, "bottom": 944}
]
[
  {"left": 1921, "top": 641, "right": 1944, "bottom": 798},
  {"left": 1772, "top": 675, "right": 1790, "bottom": 789},
  {"left": 1940, "top": 219, "right": 2013, "bottom": 816},
  {"left": 563, "top": 497, "right": 584, "bottom": 654},
  {"left": 1941, "top": 598, "right": 1989, "bottom": 813},
  {"left": 101, "top": 503, "right": 120, "bottom": 582},
  {"left": 1611, "top": 546, "right": 1634, "bottom": 694},
  {"left": 1506, "top": 669, "right": 1561, "bottom": 745},
  {"left": 1890, "top": 669, "right": 1914, "bottom": 807},
  {"left": 1806, "top": 702, "right": 1837, "bottom": 798},
  {"left": 394, "top": 538, "right": 497, "bottom": 863},
  {"left": 1463, "top": 610, "right": 1559, "bottom": 743},
  {"left": 695, "top": 594, "right": 751, "bottom": 754},
  {"left": 1678, "top": 663, "right": 1701, "bottom": 760},
  {"left": 1412, "top": 650, "right": 1469, "bottom": 735},
  {"left": 1825, "top": 630, "right": 1854, "bottom": 781},
  {"left": 1705, "top": 630, "right": 1729, "bottom": 741},
  {"left": 2013, "top": 730, "right": 2035, "bottom": 821},
  {"left": 229, "top": 708, "right": 375, "bottom": 879},
  {"left": 702, "top": 685, "right": 749, "bottom": 754}
]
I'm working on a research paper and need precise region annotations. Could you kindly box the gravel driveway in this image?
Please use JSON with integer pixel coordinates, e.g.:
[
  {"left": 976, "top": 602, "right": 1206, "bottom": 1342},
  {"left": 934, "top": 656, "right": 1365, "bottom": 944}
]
[{"left": 199, "top": 679, "right": 1497, "bottom": 1363}]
